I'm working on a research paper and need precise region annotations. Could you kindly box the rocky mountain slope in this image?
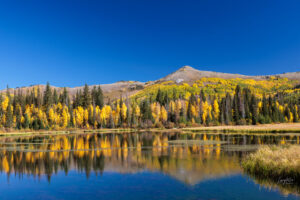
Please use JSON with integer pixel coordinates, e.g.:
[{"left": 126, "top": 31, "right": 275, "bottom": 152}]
[
  {"left": 2, "top": 66, "right": 300, "bottom": 101},
  {"left": 159, "top": 66, "right": 300, "bottom": 83}
]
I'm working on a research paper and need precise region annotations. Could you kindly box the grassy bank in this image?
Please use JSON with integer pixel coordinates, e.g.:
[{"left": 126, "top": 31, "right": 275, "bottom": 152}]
[
  {"left": 242, "top": 145, "right": 300, "bottom": 184},
  {"left": 0, "top": 128, "right": 137, "bottom": 137},
  {"left": 0, "top": 123, "right": 300, "bottom": 137},
  {"left": 184, "top": 123, "right": 300, "bottom": 133}
]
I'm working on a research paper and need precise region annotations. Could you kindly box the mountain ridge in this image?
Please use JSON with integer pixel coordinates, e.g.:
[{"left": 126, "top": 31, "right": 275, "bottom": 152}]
[
  {"left": 2, "top": 66, "right": 300, "bottom": 101},
  {"left": 159, "top": 65, "right": 300, "bottom": 83}
]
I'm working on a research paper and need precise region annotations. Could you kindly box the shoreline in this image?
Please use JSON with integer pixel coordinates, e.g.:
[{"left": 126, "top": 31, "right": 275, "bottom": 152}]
[
  {"left": 242, "top": 145, "right": 300, "bottom": 186},
  {"left": 0, "top": 123, "right": 299, "bottom": 137},
  {"left": 183, "top": 123, "right": 300, "bottom": 133}
]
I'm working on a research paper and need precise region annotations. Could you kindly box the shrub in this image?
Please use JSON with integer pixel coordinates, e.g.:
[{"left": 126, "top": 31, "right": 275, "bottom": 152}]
[
  {"left": 165, "top": 122, "right": 175, "bottom": 129},
  {"left": 242, "top": 145, "right": 300, "bottom": 184}
]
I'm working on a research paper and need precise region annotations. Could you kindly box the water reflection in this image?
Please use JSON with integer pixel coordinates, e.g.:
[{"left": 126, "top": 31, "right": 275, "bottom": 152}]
[
  {"left": 246, "top": 173, "right": 300, "bottom": 197},
  {"left": 0, "top": 132, "right": 299, "bottom": 191}
]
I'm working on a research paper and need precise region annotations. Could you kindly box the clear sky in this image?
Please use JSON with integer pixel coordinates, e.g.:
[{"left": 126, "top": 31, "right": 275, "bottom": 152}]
[{"left": 0, "top": 0, "right": 300, "bottom": 89}]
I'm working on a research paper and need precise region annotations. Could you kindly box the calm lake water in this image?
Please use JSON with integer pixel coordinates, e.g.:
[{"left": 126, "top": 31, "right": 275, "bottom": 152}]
[{"left": 0, "top": 131, "right": 299, "bottom": 200}]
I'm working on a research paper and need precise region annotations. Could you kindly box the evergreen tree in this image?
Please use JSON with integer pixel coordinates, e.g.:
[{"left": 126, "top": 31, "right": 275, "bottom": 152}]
[
  {"left": 5, "top": 100, "right": 13, "bottom": 128},
  {"left": 36, "top": 87, "right": 43, "bottom": 107},
  {"left": 43, "top": 82, "right": 53, "bottom": 111},
  {"left": 233, "top": 85, "right": 246, "bottom": 124},
  {"left": 250, "top": 94, "right": 258, "bottom": 125},
  {"left": 172, "top": 88, "right": 177, "bottom": 100},
  {"left": 220, "top": 98, "right": 226, "bottom": 124},
  {"left": 233, "top": 91, "right": 240, "bottom": 123},
  {"left": 156, "top": 89, "right": 164, "bottom": 105},
  {"left": 6, "top": 85, "right": 10, "bottom": 100},
  {"left": 108, "top": 112, "right": 115, "bottom": 128},
  {"left": 243, "top": 88, "right": 251, "bottom": 123},
  {"left": 93, "top": 86, "right": 104, "bottom": 108},
  {"left": 262, "top": 94, "right": 269, "bottom": 117},
  {"left": 59, "top": 87, "right": 69, "bottom": 106},
  {"left": 163, "top": 92, "right": 169, "bottom": 106},
  {"left": 82, "top": 84, "right": 91, "bottom": 108},
  {"left": 200, "top": 89, "right": 206, "bottom": 102},
  {"left": 53, "top": 89, "right": 59, "bottom": 104},
  {"left": 225, "top": 92, "right": 232, "bottom": 125},
  {"left": 24, "top": 113, "right": 30, "bottom": 129},
  {"left": 140, "top": 99, "right": 152, "bottom": 121}
]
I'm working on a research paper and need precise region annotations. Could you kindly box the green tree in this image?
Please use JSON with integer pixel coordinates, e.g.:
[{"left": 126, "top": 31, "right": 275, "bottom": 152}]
[
  {"left": 43, "top": 82, "right": 53, "bottom": 111},
  {"left": 82, "top": 84, "right": 91, "bottom": 108}
]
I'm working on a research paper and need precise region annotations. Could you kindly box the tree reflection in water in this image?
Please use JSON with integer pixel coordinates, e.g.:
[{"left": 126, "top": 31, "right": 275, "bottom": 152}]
[{"left": 0, "top": 132, "right": 299, "bottom": 189}]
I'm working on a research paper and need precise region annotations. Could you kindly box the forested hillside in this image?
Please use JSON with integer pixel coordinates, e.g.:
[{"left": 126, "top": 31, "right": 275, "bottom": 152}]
[{"left": 0, "top": 71, "right": 299, "bottom": 130}]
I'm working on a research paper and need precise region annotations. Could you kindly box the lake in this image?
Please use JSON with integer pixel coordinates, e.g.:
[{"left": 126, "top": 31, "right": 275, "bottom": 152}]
[{"left": 0, "top": 131, "right": 299, "bottom": 200}]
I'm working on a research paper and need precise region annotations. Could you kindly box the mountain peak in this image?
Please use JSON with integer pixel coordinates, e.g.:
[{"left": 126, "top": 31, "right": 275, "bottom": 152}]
[
  {"left": 159, "top": 65, "right": 258, "bottom": 83},
  {"left": 178, "top": 65, "right": 195, "bottom": 71},
  {"left": 159, "top": 65, "right": 202, "bottom": 83}
]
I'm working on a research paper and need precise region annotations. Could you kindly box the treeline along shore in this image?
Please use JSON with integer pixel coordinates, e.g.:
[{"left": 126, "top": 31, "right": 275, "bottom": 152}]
[{"left": 0, "top": 78, "right": 299, "bottom": 132}]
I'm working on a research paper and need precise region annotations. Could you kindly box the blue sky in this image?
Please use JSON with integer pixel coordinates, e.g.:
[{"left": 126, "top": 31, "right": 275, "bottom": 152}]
[{"left": 0, "top": 0, "right": 300, "bottom": 88}]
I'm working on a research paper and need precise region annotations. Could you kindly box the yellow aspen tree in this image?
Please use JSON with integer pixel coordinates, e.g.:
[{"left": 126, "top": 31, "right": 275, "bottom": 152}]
[
  {"left": 169, "top": 100, "right": 175, "bottom": 113},
  {"left": 95, "top": 106, "right": 101, "bottom": 125},
  {"left": 121, "top": 103, "right": 127, "bottom": 121},
  {"left": 112, "top": 110, "right": 119, "bottom": 125},
  {"left": 21, "top": 116, "right": 25, "bottom": 124},
  {"left": 151, "top": 103, "right": 157, "bottom": 121},
  {"left": 184, "top": 92, "right": 191, "bottom": 100},
  {"left": 61, "top": 107, "right": 69, "bottom": 128},
  {"left": 37, "top": 108, "right": 47, "bottom": 127},
  {"left": 202, "top": 101, "right": 209, "bottom": 123},
  {"left": 279, "top": 105, "right": 284, "bottom": 114},
  {"left": 258, "top": 101, "right": 262, "bottom": 111},
  {"left": 175, "top": 100, "right": 182, "bottom": 114},
  {"left": 135, "top": 105, "right": 140, "bottom": 117},
  {"left": 160, "top": 106, "right": 168, "bottom": 123},
  {"left": 208, "top": 105, "right": 212, "bottom": 119},
  {"left": 24, "top": 105, "right": 32, "bottom": 121},
  {"left": 104, "top": 105, "right": 112, "bottom": 124},
  {"left": 57, "top": 103, "right": 62, "bottom": 112},
  {"left": 49, "top": 108, "right": 55, "bottom": 124},
  {"left": 100, "top": 107, "right": 107, "bottom": 126},
  {"left": 289, "top": 111, "right": 294, "bottom": 122},
  {"left": 75, "top": 106, "right": 84, "bottom": 128},
  {"left": 1, "top": 96, "right": 9, "bottom": 112},
  {"left": 116, "top": 103, "right": 120, "bottom": 114},
  {"left": 53, "top": 111, "right": 60, "bottom": 127},
  {"left": 213, "top": 99, "right": 220, "bottom": 120},
  {"left": 72, "top": 115, "right": 77, "bottom": 127},
  {"left": 151, "top": 102, "right": 161, "bottom": 124}
]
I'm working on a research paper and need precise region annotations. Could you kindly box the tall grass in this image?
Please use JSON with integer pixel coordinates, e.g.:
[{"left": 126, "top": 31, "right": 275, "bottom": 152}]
[
  {"left": 185, "top": 123, "right": 300, "bottom": 133},
  {"left": 242, "top": 145, "right": 300, "bottom": 184}
]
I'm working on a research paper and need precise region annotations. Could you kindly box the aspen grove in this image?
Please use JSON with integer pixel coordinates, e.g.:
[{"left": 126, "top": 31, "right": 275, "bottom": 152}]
[{"left": 0, "top": 79, "right": 300, "bottom": 130}]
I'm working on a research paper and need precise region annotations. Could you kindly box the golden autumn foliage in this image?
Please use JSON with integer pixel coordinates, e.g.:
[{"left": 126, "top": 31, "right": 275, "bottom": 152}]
[{"left": 0, "top": 76, "right": 299, "bottom": 130}]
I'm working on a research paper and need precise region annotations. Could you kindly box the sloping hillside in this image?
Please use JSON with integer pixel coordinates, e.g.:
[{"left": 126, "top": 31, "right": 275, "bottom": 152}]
[
  {"left": 159, "top": 66, "right": 300, "bottom": 83},
  {"left": 2, "top": 81, "right": 145, "bottom": 102},
  {"left": 2, "top": 66, "right": 299, "bottom": 102},
  {"left": 69, "top": 81, "right": 145, "bottom": 100},
  {"left": 158, "top": 66, "right": 259, "bottom": 84},
  {"left": 276, "top": 71, "right": 300, "bottom": 81}
]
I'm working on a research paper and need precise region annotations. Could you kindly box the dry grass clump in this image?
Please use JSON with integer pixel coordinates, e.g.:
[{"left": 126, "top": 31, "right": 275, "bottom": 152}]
[
  {"left": 242, "top": 145, "right": 300, "bottom": 183},
  {"left": 185, "top": 123, "right": 300, "bottom": 133}
]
